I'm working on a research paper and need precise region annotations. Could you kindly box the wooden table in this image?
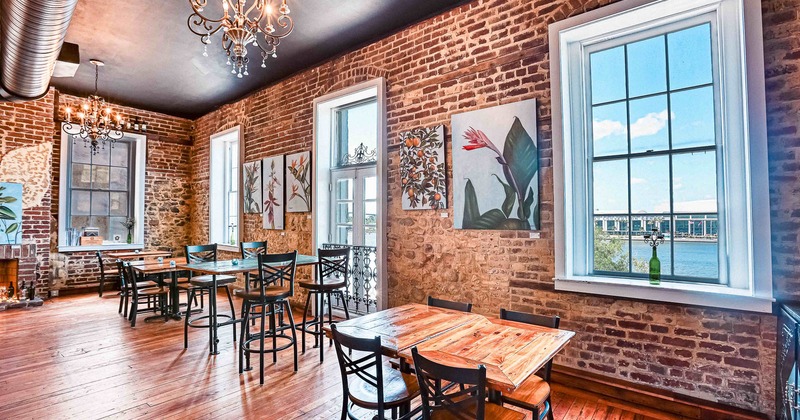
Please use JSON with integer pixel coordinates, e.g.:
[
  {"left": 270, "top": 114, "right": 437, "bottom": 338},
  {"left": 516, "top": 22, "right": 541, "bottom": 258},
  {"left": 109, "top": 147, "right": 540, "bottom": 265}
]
[
  {"left": 108, "top": 250, "right": 173, "bottom": 260},
  {"left": 129, "top": 260, "right": 184, "bottom": 320},
  {"left": 178, "top": 254, "right": 319, "bottom": 355},
  {"left": 326, "top": 303, "right": 574, "bottom": 399}
]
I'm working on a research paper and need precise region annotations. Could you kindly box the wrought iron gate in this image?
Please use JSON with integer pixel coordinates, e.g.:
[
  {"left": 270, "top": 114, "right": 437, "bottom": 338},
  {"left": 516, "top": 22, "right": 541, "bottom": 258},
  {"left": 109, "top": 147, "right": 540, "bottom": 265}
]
[{"left": 322, "top": 243, "right": 377, "bottom": 315}]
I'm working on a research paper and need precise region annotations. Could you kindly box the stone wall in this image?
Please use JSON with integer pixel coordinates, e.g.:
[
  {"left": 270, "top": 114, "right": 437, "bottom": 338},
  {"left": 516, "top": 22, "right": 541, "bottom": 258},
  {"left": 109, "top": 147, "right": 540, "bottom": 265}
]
[
  {"left": 49, "top": 93, "right": 194, "bottom": 291},
  {"left": 187, "top": 0, "right": 792, "bottom": 414}
]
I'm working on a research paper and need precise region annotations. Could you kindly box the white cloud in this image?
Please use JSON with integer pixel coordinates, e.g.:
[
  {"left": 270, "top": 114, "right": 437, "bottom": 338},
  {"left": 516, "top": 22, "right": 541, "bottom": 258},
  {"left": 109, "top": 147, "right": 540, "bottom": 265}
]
[
  {"left": 630, "top": 110, "right": 671, "bottom": 139},
  {"left": 654, "top": 199, "right": 717, "bottom": 213},
  {"left": 592, "top": 119, "right": 626, "bottom": 140}
]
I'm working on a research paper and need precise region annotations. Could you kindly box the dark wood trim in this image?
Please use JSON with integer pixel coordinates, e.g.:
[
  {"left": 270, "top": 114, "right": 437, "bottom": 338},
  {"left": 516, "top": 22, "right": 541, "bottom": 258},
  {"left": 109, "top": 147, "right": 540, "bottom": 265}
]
[{"left": 551, "top": 364, "right": 768, "bottom": 420}]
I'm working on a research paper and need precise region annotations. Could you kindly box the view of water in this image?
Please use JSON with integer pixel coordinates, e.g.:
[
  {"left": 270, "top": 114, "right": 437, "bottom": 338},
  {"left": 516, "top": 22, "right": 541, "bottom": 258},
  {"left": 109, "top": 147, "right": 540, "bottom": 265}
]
[{"left": 630, "top": 240, "right": 718, "bottom": 279}]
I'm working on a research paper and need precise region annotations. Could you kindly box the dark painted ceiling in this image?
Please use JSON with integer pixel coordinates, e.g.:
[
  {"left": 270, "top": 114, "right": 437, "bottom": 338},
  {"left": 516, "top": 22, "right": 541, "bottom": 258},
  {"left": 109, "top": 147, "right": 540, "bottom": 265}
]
[{"left": 50, "top": 0, "right": 468, "bottom": 119}]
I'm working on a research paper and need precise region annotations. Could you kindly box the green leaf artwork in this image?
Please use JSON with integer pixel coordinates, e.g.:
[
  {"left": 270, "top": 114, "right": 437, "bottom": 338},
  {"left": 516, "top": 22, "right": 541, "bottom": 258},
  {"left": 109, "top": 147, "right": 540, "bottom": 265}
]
[
  {"left": 452, "top": 99, "right": 539, "bottom": 230},
  {"left": 286, "top": 151, "right": 312, "bottom": 213},
  {"left": 243, "top": 160, "right": 263, "bottom": 214},
  {"left": 0, "top": 182, "right": 22, "bottom": 244}
]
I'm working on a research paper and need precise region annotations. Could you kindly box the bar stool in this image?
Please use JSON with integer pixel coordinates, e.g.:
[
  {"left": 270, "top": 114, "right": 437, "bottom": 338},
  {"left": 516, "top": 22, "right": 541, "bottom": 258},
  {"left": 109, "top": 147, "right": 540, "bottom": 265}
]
[
  {"left": 298, "top": 247, "right": 350, "bottom": 363},
  {"left": 239, "top": 251, "right": 298, "bottom": 385},
  {"left": 183, "top": 244, "right": 238, "bottom": 350},
  {"left": 240, "top": 241, "right": 268, "bottom": 291}
]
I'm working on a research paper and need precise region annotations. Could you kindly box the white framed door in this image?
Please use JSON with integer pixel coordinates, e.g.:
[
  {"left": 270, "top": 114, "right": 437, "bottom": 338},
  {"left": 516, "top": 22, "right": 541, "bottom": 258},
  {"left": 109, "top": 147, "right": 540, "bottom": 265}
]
[{"left": 330, "top": 166, "right": 377, "bottom": 247}]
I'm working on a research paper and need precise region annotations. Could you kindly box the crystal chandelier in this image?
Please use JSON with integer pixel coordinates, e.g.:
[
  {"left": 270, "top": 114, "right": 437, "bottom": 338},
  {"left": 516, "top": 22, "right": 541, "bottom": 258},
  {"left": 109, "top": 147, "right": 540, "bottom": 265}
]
[
  {"left": 187, "top": 0, "right": 294, "bottom": 78},
  {"left": 62, "top": 60, "right": 125, "bottom": 155}
]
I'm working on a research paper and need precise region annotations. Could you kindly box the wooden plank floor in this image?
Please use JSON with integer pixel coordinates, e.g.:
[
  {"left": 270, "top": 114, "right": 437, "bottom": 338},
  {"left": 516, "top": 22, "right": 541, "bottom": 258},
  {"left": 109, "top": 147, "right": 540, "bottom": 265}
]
[{"left": 0, "top": 294, "right": 683, "bottom": 420}]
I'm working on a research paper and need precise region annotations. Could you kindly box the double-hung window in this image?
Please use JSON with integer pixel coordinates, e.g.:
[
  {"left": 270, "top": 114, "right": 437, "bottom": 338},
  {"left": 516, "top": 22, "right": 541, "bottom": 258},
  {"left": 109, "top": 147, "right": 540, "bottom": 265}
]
[
  {"left": 550, "top": 0, "right": 772, "bottom": 311},
  {"left": 209, "top": 127, "right": 240, "bottom": 248}
]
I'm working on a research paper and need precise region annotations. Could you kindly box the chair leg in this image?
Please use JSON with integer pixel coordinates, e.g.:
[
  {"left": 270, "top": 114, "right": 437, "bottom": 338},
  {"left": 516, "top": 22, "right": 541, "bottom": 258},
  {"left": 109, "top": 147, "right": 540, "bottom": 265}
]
[
  {"left": 270, "top": 303, "right": 277, "bottom": 364},
  {"left": 327, "top": 292, "right": 334, "bottom": 346},
  {"left": 283, "top": 300, "right": 298, "bottom": 372},
  {"left": 224, "top": 285, "right": 237, "bottom": 342},
  {"left": 130, "top": 298, "right": 138, "bottom": 328},
  {"left": 123, "top": 291, "right": 129, "bottom": 318},
  {"left": 239, "top": 301, "right": 249, "bottom": 374},
  {"left": 338, "top": 291, "right": 350, "bottom": 320},
  {"left": 259, "top": 304, "right": 266, "bottom": 385},
  {"left": 99, "top": 274, "right": 104, "bottom": 297},
  {"left": 184, "top": 289, "right": 195, "bottom": 349},
  {"left": 546, "top": 396, "right": 554, "bottom": 420},
  {"left": 301, "top": 292, "right": 311, "bottom": 354},
  {"left": 318, "top": 292, "right": 324, "bottom": 363}
]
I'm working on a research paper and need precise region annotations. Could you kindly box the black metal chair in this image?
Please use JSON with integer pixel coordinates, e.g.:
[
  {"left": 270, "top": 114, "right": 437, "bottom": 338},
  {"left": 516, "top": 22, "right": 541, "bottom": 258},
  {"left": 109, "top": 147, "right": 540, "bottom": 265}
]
[
  {"left": 499, "top": 309, "right": 559, "bottom": 420},
  {"left": 240, "top": 241, "right": 268, "bottom": 291},
  {"left": 239, "top": 251, "right": 299, "bottom": 385},
  {"left": 411, "top": 347, "right": 524, "bottom": 420},
  {"left": 298, "top": 247, "right": 350, "bottom": 363},
  {"left": 116, "top": 260, "right": 157, "bottom": 318},
  {"left": 330, "top": 324, "right": 420, "bottom": 420},
  {"left": 120, "top": 262, "right": 168, "bottom": 328},
  {"left": 96, "top": 251, "right": 120, "bottom": 297},
  {"left": 183, "top": 244, "right": 238, "bottom": 349},
  {"left": 427, "top": 296, "right": 473, "bottom": 313}
]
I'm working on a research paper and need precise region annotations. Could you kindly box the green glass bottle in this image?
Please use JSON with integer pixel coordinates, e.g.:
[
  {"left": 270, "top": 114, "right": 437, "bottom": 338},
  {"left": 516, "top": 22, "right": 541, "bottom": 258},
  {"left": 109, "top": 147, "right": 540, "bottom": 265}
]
[{"left": 649, "top": 246, "right": 661, "bottom": 285}]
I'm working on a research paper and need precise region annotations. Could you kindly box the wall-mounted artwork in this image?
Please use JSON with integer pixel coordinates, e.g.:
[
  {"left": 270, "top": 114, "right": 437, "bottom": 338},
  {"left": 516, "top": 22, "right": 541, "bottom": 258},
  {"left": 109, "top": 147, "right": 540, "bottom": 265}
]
[
  {"left": 243, "top": 160, "right": 262, "bottom": 214},
  {"left": 286, "top": 151, "right": 312, "bottom": 213},
  {"left": 400, "top": 125, "right": 447, "bottom": 210},
  {"left": 0, "top": 182, "right": 23, "bottom": 244},
  {"left": 452, "top": 99, "right": 539, "bottom": 230},
  {"left": 262, "top": 155, "right": 285, "bottom": 230}
]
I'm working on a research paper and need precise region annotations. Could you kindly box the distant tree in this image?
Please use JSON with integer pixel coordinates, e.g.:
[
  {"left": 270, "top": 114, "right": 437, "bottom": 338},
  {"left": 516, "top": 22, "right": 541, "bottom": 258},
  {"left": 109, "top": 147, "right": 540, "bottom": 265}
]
[{"left": 593, "top": 227, "right": 648, "bottom": 273}]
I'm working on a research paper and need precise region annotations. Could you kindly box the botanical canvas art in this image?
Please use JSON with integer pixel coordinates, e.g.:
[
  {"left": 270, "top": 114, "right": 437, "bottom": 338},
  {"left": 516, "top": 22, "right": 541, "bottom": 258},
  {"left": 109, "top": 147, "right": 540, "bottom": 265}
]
[
  {"left": 261, "top": 155, "right": 285, "bottom": 230},
  {"left": 0, "top": 182, "right": 22, "bottom": 244},
  {"left": 452, "top": 99, "right": 539, "bottom": 230},
  {"left": 286, "top": 151, "right": 311, "bottom": 213},
  {"left": 400, "top": 125, "right": 447, "bottom": 210},
  {"left": 243, "top": 160, "right": 262, "bottom": 214}
]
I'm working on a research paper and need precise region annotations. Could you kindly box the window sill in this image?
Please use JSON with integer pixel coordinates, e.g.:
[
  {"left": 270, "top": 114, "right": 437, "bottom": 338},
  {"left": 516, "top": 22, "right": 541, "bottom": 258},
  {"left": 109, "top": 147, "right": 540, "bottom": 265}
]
[
  {"left": 554, "top": 276, "right": 774, "bottom": 313},
  {"left": 58, "top": 243, "right": 144, "bottom": 253}
]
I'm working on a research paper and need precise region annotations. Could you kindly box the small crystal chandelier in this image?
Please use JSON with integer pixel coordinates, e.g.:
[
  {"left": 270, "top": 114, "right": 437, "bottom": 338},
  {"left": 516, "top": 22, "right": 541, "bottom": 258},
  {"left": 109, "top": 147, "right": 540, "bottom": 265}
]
[
  {"left": 62, "top": 60, "right": 125, "bottom": 155},
  {"left": 187, "top": 0, "right": 294, "bottom": 78}
]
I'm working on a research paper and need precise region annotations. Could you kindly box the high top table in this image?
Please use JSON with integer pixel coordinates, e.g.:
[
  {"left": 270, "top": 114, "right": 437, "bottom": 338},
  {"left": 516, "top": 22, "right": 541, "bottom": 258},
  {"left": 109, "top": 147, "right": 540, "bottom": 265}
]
[
  {"left": 325, "top": 303, "right": 574, "bottom": 402},
  {"left": 178, "top": 254, "right": 319, "bottom": 355}
]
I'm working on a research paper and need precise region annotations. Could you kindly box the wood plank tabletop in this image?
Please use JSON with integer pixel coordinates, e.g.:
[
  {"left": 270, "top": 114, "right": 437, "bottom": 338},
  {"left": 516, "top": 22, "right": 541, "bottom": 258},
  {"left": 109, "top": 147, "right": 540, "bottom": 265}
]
[
  {"left": 129, "top": 260, "right": 185, "bottom": 274},
  {"left": 324, "top": 303, "right": 484, "bottom": 357},
  {"left": 398, "top": 316, "right": 575, "bottom": 393},
  {"left": 177, "top": 254, "right": 318, "bottom": 275},
  {"left": 107, "top": 250, "right": 173, "bottom": 260}
]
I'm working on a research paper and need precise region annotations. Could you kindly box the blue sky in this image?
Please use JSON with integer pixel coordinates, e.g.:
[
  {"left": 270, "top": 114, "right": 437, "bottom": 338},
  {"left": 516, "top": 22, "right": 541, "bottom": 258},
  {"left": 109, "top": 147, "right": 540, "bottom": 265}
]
[{"left": 590, "top": 23, "right": 717, "bottom": 215}]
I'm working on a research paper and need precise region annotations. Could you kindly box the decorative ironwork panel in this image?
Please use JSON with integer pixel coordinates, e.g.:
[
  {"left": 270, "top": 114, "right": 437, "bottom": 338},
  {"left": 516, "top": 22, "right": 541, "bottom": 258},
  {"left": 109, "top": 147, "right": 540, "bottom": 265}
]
[
  {"left": 339, "top": 143, "right": 377, "bottom": 167},
  {"left": 323, "top": 243, "right": 377, "bottom": 315}
]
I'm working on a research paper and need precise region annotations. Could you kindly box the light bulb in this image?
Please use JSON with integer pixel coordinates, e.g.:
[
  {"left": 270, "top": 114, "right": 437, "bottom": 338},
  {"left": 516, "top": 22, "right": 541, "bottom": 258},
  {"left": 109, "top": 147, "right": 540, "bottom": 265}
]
[
  {"left": 261, "top": 60, "right": 266, "bottom": 68},
  {"left": 272, "top": 52, "right": 277, "bottom": 58}
]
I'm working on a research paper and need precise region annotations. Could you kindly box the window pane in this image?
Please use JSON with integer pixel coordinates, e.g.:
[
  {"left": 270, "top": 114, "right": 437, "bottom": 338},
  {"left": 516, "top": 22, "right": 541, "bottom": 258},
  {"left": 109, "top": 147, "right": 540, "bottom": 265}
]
[
  {"left": 110, "top": 142, "right": 130, "bottom": 167},
  {"left": 109, "top": 192, "right": 128, "bottom": 216},
  {"left": 593, "top": 159, "right": 628, "bottom": 214},
  {"left": 671, "top": 86, "right": 716, "bottom": 149},
  {"left": 593, "top": 216, "right": 630, "bottom": 273},
  {"left": 71, "top": 164, "right": 92, "bottom": 188},
  {"left": 364, "top": 176, "right": 377, "bottom": 200},
  {"left": 92, "top": 166, "right": 110, "bottom": 190},
  {"left": 337, "top": 226, "right": 353, "bottom": 245},
  {"left": 630, "top": 155, "right": 670, "bottom": 214},
  {"left": 364, "top": 226, "right": 377, "bottom": 247},
  {"left": 109, "top": 216, "right": 127, "bottom": 241},
  {"left": 631, "top": 216, "right": 672, "bottom": 275},
  {"left": 91, "top": 215, "right": 110, "bottom": 237},
  {"left": 627, "top": 35, "right": 667, "bottom": 97},
  {"left": 668, "top": 24, "right": 713, "bottom": 90},
  {"left": 337, "top": 179, "right": 353, "bottom": 200},
  {"left": 672, "top": 151, "right": 717, "bottom": 213},
  {"left": 70, "top": 216, "right": 90, "bottom": 231},
  {"left": 364, "top": 201, "right": 377, "bottom": 225},
  {"left": 336, "top": 202, "right": 353, "bottom": 224},
  {"left": 91, "top": 191, "right": 110, "bottom": 215},
  {"left": 629, "top": 94, "right": 669, "bottom": 153},
  {"left": 590, "top": 46, "right": 626, "bottom": 104},
  {"left": 673, "top": 215, "right": 718, "bottom": 279},
  {"left": 71, "top": 138, "right": 92, "bottom": 164},
  {"left": 592, "top": 102, "right": 628, "bottom": 157},
  {"left": 93, "top": 145, "right": 111, "bottom": 166},
  {"left": 337, "top": 101, "right": 377, "bottom": 166},
  {"left": 109, "top": 167, "right": 129, "bottom": 190},
  {"left": 71, "top": 190, "right": 91, "bottom": 215}
]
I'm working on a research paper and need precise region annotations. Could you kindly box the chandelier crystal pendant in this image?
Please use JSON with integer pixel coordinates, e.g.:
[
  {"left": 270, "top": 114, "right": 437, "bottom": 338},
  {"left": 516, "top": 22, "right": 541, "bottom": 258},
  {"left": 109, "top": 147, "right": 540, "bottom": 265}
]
[
  {"left": 187, "top": 0, "right": 294, "bottom": 78},
  {"left": 62, "top": 60, "right": 125, "bottom": 155}
]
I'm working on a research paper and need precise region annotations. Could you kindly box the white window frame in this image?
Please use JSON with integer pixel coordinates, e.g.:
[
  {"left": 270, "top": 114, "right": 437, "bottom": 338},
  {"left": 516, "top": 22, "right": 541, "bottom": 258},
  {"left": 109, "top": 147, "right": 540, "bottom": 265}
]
[
  {"left": 330, "top": 166, "right": 378, "bottom": 246},
  {"left": 550, "top": 0, "right": 773, "bottom": 312},
  {"left": 209, "top": 126, "right": 242, "bottom": 251},
  {"left": 57, "top": 126, "right": 147, "bottom": 251}
]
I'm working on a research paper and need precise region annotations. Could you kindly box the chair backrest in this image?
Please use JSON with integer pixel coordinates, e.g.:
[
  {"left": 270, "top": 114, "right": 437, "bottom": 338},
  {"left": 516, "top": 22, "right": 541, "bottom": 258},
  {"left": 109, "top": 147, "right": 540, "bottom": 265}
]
[
  {"left": 330, "top": 324, "right": 387, "bottom": 418},
  {"left": 240, "top": 241, "right": 267, "bottom": 259},
  {"left": 316, "top": 247, "right": 349, "bottom": 287},
  {"left": 185, "top": 244, "right": 217, "bottom": 264},
  {"left": 500, "top": 308, "right": 560, "bottom": 381},
  {"left": 257, "top": 251, "right": 297, "bottom": 297},
  {"left": 120, "top": 262, "right": 143, "bottom": 299},
  {"left": 96, "top": 251, "right": 107, "bottom": 276},
  {"left": 427, "top": 296, "right": 473, "bottom": 313},
  {"left": 116, "top": 260, "right": 128, "bottom": 290},
  {"left": 412, "top": 347, "right": 487, "bottom": 420}
]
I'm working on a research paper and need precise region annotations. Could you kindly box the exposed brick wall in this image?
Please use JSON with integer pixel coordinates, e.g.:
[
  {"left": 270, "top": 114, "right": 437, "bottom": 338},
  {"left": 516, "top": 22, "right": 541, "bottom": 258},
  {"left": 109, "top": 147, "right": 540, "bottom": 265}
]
[
  {"left": 187, "top": 0, "right": 790, "bottom": 414},
  {"left": 49, "top": 93, "right": 194, "bottom": 291}
]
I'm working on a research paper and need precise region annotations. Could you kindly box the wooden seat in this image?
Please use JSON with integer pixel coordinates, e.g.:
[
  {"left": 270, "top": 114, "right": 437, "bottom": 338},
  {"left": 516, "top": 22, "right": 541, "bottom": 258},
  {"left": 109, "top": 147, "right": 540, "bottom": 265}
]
[
  {"left": 331, "top": 324, "right": 421, "bottom": 420},
  {"left": 298, "top": 278, "right": 346, "bottom": 290},
  {"left": 427, "top": 296, "right": 473, "bottom": 312},
  {"left": 498, "top": 309, "right": 559, "bottom": 420},
  {"left": 238, "top": 286, "right": 291, "bottom": 301},
  {"left": 412, "top": 347, "right": 522, "bottom": 420}
]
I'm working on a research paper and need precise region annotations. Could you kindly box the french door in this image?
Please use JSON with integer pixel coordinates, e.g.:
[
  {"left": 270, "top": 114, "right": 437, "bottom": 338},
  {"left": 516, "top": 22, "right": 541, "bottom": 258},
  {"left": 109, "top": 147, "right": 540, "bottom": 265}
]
[{"left": 330, "top": 166, "right": 377, "bottom": 247}]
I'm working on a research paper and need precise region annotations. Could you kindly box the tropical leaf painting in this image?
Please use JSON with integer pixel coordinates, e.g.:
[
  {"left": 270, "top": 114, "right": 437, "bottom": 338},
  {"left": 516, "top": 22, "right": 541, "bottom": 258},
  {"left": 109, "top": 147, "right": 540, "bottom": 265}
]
[
  {"left": 286, "top": 151, "right": 312, "bottom": 213},
  {"left": 261, "top": 155, "right": 285, "bottom": 230},
  {"left": 0, "top": 182, "right": 22, "bottom": 244},
  {"left": 452, "top": 99, "right": 539, "bottom": 230},
  {"left": 243, "top": 160, "right": 263, "bottom": 214},
  {"left": 400, "top": 125, "right": 447, "bottom": 210}
]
